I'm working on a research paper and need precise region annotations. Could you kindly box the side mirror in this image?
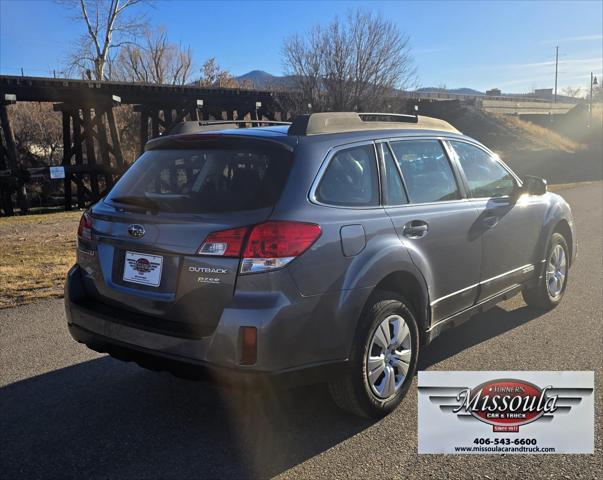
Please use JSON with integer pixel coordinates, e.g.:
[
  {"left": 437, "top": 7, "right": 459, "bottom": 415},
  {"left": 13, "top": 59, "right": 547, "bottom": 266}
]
[{"left": 522, "top": 175, "right": 547, "bottom": 196}]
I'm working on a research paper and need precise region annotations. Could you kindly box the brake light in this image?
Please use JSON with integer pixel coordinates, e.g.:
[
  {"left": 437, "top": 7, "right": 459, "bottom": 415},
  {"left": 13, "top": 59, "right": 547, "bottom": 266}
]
[
  {"left": 197, "top": 221, "right": 321, "bottom": 274},
  {"left": 77, "top": 210, "right": 93, "bottom": 241},
  {"left": 241, "top": 221, "right": 321, "bottom": 273},
  {"left": 197, "top": 227, "right": 249, "bottom": 257}
]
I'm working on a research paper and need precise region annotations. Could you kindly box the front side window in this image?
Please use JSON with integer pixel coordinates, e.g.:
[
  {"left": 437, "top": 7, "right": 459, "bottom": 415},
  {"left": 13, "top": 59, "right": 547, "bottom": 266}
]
[
  {"left": 316, "top": 144, "right": 379, "bottom": 207},
  {"left": 389, "top": 140, "right": 460, "bottom": 203},
  {"left": 449, "top": 141, "right": 515, "bottom": 198}
]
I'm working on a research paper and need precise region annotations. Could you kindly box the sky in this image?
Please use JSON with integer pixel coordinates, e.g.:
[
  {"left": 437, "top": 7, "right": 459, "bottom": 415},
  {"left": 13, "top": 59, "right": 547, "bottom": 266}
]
[{"left": 1, "top": 0, "right": 602, "bottom": 94}]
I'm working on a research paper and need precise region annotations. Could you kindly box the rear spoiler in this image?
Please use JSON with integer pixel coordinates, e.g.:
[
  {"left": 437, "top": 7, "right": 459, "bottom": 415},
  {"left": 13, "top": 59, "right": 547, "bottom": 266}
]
[
  {"left": 145, "top": 131, "right": 296, "bottom": 152},
  {"left": 167, "top": 120, "right": 291, "bottom": 135}
]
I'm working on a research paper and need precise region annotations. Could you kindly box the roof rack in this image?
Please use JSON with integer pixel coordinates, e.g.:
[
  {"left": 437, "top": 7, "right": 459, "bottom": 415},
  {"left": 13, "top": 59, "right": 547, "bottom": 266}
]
[
  {"left": 358, "top": 112, "right": 418, "bottom": 123},
  {"left": 168, "top": 119, "right": 291, "bottom": 135},
  {"left": 287, "top": 112, "right": 459, "bottom": 136}
]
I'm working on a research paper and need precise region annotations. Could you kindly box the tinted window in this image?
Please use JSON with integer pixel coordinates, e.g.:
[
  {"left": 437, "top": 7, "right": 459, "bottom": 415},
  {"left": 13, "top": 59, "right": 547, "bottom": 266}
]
[
  {"left": 380, "top": 143, "right": 408, "bottom": 205},
  {"left": 390, "top": 140, "right": 460, "bottom": 203},
  {"left": 316, "top": 144, "right": 379, "bottom": 206},
  {"left": 106, "top": 146, "right": 292, "bottom": 214},
  {"left": 450, "top": 141, "right": 515, "bottom": 198}
]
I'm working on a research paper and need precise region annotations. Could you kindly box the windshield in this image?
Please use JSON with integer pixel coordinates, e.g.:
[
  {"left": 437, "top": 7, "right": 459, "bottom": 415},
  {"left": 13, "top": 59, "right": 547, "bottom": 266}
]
[{"left": 106, "top": 145, "right": 293, "bottom": 214}]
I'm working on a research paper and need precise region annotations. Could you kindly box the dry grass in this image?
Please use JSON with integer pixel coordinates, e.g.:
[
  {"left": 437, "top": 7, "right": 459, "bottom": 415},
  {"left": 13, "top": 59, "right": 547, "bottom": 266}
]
[
  {"left": 452, "top": 107, "right": 586, "bottom": 154},
  {"left": 492, "top": 113, "right": 584, "bottom": 153},
  {"left": 0, "top": 210, "right": 81, "bottom": 309}
]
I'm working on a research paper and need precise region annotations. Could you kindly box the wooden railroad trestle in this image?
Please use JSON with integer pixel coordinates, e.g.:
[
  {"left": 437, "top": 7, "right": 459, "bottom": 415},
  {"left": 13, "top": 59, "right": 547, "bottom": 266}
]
[{"left": 0, "top": 75, "right": 282, "bottom": 216}]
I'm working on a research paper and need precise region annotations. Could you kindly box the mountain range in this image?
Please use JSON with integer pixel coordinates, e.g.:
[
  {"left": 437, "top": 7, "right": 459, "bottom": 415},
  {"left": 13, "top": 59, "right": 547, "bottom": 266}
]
[
  {"left": 235, "top": 70, "right": 296, "bottom": 89},
  {"left": 234, "top": 70, "right": 486, "bottom": 95}
]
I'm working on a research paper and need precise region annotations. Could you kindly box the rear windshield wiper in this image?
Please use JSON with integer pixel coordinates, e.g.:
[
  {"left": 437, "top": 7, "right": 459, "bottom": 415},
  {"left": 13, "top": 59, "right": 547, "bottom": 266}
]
[{"left": 109, "top": 195, "right": 160, "bottom": 211}]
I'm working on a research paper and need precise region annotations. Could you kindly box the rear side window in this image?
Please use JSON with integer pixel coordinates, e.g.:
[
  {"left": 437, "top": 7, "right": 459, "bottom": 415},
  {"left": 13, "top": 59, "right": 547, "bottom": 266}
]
[
  {"left": 449, "top": 141, "right": 516, "bottom": 198},
  {"left": 106, "top": 146, "right": 292, "bottom": 214},
  {"left": 316, "top": 144, "right": 379, "bottom": 207},
  {"left": 389, "top": 140, "right": 460, "bottom": 203}
]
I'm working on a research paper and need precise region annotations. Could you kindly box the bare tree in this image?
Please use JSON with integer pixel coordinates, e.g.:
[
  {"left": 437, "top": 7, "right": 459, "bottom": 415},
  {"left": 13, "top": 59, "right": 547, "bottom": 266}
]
[
  {"left": 60, "top": 0, "right": 149, "bottom": 80},
  {"left": 114, "top": 26, "right": 193, "bottom": 85},
  {"left": 282, "top": 10, "right": 416, "bottom": 112},
  {"left": 10, "top": 103, "right": 63, "bottom": 165},
  {"left": 282, "top": 26, "right": 325, "bottom": 110},
  {"left": 196, "top": 58, "right": 242, "bottom": 88},
  {"left": 561, "top": 86, "right": 584, "bottom": 99}
]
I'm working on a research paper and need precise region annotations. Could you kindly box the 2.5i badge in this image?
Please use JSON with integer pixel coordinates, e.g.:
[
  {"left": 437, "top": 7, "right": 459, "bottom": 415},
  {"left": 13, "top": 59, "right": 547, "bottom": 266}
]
[{"left": 418, "top": 371, "right": 594, "bottom": 454}]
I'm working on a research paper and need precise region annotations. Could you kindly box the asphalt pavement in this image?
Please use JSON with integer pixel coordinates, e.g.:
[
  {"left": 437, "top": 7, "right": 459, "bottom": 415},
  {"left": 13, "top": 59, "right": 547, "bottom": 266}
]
[{"left": 1, "top": 182, "right": 601, "bottom": 479}]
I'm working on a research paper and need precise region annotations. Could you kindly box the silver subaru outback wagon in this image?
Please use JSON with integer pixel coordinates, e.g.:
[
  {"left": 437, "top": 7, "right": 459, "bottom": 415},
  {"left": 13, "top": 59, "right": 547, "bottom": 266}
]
[{"left": 65, "top": 112, "right": 576, "bottom": 418}]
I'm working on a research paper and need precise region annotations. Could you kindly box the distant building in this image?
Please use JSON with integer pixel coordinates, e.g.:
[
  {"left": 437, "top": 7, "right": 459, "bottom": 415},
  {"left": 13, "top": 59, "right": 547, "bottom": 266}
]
[
  {"left": 534, "top": 88, "right": 554, "bottom": 99},
  {"left": 486, "top": 88, "right": 502, "bottom": 96}
]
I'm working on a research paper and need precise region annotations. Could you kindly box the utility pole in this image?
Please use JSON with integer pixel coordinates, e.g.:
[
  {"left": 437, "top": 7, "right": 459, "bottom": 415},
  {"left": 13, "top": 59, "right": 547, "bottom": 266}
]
[
  {"left": 554, "top": 46, "right": 559, "bottom": 103},
  {"left": 589, "top": 72, "right": 599, "bottom": 128},
  {"left": 589, "top": 72, "right": 593, "bottom": 127}
]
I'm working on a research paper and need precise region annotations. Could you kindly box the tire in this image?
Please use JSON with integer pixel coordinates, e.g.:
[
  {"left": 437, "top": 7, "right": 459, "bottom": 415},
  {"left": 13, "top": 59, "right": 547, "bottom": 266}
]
[
  {"left": 328, "top": 291, "right": 420, "bottom": 418},
  {"left": 522, "top": 232, "right": 569, "bottom": 310}
]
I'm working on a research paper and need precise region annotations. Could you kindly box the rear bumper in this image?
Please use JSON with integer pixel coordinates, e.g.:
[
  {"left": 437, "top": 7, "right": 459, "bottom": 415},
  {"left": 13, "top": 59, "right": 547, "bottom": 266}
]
[
  {"left": 67, "top": 322, "right": 346, "bottom": 388},
  {"left": 65, "top": 265, "right": 350, "bottom": 387}
]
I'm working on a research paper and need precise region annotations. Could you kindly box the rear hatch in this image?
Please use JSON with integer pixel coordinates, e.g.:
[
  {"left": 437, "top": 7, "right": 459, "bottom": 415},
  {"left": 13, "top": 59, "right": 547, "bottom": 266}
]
[{"left": 78, "top": 136, "right": 293, "bottom": 337}]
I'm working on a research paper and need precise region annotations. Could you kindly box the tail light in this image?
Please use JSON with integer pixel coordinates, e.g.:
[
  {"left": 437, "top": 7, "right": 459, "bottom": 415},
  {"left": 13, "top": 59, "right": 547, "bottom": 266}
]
[
  {"left": 197, "top": 227, "right": 248, "bottom": 257},
  {"left": 241, "top": 221, "right": 321, "bottom": 273},
  {"left": 77, "top": 210, "right": 93, "bottom": 241},
  {"left": 198, "top": 221, "right": 321, "bottom": 274}
]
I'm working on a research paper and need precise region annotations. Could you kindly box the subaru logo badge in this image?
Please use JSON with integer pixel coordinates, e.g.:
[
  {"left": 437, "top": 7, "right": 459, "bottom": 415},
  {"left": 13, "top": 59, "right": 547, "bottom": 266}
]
[{"left": 128, "top": 224, "right": 145, "bottom": 239}]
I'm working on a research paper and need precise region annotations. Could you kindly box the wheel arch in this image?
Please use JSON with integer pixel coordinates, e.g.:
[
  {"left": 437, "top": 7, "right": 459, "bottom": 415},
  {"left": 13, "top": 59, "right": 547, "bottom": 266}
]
[
  {"left": 362, "top": 270, "right": 431, "bottom": 345},
  {"left": 532, "top": 214, "right": 574, "bottom": 283},
  {"left": 553, "top": 219, "right": 573, "bottom": 266}
]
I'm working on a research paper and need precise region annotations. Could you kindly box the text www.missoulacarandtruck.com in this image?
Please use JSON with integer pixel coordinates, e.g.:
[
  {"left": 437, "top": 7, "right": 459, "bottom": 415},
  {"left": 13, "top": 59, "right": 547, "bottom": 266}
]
[{"left": 454, "top": 438, "right": 556, "bottom": 453}]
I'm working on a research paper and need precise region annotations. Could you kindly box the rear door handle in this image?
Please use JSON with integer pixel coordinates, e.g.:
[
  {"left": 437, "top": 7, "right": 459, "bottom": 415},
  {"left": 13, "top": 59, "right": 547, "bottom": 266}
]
[{"left": 403, "top": 220, "right": 429, "bottom": 238}]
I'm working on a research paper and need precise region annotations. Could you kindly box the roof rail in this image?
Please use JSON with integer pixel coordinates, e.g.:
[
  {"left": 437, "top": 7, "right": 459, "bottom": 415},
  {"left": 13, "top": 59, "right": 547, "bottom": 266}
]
[
  {"left": 358, "top": 112, "right": 418, "bottom": 123},
  {"left": 168, "top": 119, "right": 291, "bottom": 135},
  {"left": 287, "top": 112, "right": 459, "bottom": 136}
]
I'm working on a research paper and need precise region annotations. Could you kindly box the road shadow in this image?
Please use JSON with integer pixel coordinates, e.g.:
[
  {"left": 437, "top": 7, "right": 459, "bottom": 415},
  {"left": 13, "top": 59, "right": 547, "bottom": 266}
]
[
  {"left": 0, "top": 356, "right": 373, "bottom": 480},
  {"left": 419, "top": 304, "right": 543, "bottom": 369},
  {"left": 1, "top": 304, "right": 545, "bottom": 479}
]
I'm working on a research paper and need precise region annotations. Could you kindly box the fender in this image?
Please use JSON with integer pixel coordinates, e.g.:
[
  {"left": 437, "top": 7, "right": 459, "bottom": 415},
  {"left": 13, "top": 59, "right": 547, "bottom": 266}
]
[
  {"left": 531, "top": 192, "right": 575, "bottom": 280},
  {"left": 334, "top": 234, "right": 431, "bottom": 352}
]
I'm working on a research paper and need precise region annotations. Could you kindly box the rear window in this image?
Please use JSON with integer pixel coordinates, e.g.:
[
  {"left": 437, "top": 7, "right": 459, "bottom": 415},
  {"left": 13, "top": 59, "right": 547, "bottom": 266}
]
[{"left": 106, "top": 146, "right": 292, "bottom": 214}]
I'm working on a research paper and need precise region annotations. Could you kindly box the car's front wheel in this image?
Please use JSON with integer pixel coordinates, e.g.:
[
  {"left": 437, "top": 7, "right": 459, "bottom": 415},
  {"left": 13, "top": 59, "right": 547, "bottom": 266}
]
[
  {"left": 328, "top": 291, "right": 419, "bottom": 418},
  {"left": 522, "top": 232, "right": 569, "bottom": 310}
]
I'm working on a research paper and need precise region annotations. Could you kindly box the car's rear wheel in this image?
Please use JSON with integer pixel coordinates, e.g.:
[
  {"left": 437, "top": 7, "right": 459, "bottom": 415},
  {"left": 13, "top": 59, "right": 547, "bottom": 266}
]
[
  {"left": 328, "top": 291, "right": 419, "bottom": 418},
  {"left": 522, "top": 232, "right": 569, "bottom": 310}
]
